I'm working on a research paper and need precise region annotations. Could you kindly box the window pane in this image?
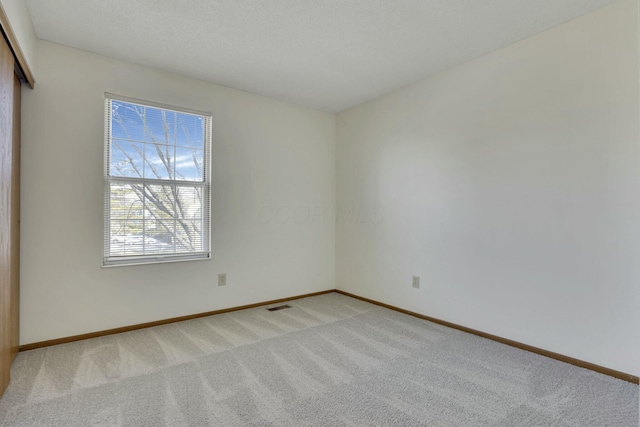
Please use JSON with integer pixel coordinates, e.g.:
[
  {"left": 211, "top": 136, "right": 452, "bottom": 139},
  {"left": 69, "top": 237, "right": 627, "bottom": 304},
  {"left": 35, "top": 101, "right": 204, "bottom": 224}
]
[
  {"left": 109, "top": 183, "right": 143, "bottom": 220},
  {"left": 144, "top": 143, "right": 173, "bottom": 180},
  {"left": 175, "top": 186, "right": 202, "bottom": 219},
  {"left": 145, "top": 219, "right": 175, "bottom": 254},
  {"left": 145, "top": 108, "right": 176, "bottom": 145},
  {"left": 175, "top": 147, "right": 203, "bottom": 181},
  {"left": 110, "top": 140, "right": 143, "bottom": 178},
  {"left": 110, "top": 219, "right": 144, "bottom": 256},
  {"left": 145, "top": 184, "right": 176, "bottom": 217},
  {"left": 176, "top": 113, "right": 205, "bottom": 148},
  {"left": 174, "top": 227, "right": 193, "bottom": 252},
  {"left": 111, "top": 101, "right": 145, "bottom": 142}
]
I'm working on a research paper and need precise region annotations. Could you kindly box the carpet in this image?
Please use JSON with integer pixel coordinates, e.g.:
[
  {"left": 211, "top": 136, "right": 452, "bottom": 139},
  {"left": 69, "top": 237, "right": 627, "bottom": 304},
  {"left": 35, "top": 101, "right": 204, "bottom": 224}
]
[{"left": 0, "top": 293, "right": 637, "bottom": 426}]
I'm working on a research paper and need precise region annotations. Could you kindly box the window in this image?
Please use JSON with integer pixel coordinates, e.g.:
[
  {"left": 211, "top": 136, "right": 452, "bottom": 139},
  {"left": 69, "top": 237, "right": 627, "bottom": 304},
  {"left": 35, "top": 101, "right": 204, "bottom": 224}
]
[{"left": 104, "top": 94, "right": 211, "bottom": 266}]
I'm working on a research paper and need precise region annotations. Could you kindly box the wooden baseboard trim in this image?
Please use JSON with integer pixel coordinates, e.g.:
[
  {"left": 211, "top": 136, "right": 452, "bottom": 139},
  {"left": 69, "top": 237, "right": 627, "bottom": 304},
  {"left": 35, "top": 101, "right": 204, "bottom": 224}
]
[
  {"left": 334, "top": 290, "right": 639, "bottom": 384},
  {"left": 19, "top": 289, "right": 335, "bottom": 351}
]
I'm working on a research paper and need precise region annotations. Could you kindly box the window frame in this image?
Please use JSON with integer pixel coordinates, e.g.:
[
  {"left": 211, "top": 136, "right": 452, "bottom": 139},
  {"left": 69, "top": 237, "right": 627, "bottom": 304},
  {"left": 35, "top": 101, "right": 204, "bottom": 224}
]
[{"left": 103, "top": 93, "right": 212, "bottom": 267}]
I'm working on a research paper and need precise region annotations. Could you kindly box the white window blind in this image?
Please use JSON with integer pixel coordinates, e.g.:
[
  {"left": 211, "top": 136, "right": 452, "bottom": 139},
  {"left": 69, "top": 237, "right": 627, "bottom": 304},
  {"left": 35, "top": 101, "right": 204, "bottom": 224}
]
[{"left": 104, "top": 94, "right": 211, "bottom": 266}]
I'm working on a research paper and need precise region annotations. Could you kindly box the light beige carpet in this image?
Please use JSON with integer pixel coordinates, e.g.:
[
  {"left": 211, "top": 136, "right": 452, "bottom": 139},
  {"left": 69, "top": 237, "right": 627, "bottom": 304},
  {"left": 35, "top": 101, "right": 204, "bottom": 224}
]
[{"left": 0, "top": 293, "right": 637, "bottom": 426}]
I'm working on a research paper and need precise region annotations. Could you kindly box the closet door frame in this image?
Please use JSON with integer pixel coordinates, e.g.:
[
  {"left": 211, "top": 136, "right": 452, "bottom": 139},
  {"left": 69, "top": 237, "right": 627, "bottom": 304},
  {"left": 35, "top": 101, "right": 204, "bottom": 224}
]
[
  {"left": 0, "top": 25, "right": 15, "bottom": 400},
  {"left": 0, "top": 3, "right": 34, "bottom": 398}
]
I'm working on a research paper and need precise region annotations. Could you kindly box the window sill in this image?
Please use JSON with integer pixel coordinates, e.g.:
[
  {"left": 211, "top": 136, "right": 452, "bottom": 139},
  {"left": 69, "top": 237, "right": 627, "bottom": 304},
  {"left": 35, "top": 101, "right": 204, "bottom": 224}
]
[{"left": 102, "top": 253, "right": 211, "bottom": 268}]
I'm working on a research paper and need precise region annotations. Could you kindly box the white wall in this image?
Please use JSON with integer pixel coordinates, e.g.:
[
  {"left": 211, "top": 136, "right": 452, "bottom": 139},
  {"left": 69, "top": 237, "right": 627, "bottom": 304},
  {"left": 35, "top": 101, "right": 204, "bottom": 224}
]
[
  {"left": 336, "top": 0, "right": 640, "bottom": 376},
  {"left": 0, "top": 0, "right": 37, "bottom": 75},
  {"left": 20, "top": 40, "right": 336, "bottom": 344}
]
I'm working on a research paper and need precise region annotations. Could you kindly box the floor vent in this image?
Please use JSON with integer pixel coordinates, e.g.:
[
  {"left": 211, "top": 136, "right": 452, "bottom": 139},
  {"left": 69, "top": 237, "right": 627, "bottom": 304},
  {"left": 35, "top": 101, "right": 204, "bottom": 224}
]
[{"left": 267, "top": 305, "right": 291, "bottom": 312}]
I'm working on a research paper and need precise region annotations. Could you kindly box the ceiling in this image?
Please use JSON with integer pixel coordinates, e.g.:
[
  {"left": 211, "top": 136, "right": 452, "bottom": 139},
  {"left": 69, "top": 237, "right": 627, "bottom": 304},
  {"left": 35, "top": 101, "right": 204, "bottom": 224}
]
[{"left": 26, "top": 0, "right": 618, "bottom": 113}]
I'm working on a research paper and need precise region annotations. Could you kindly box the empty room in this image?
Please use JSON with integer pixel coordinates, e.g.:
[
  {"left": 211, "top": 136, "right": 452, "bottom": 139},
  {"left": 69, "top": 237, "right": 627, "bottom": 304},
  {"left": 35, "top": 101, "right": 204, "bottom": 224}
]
[{"left": 0, "top": 0, "right": 638, "bottom": 425}]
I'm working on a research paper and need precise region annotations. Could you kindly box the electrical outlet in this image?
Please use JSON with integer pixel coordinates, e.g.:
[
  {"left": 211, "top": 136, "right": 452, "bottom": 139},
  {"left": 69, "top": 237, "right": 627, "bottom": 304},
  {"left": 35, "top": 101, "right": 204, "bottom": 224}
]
[
  {"left": 218, "top": 273, "right": 226, "bottom": 286},
  {"left": 412, "top": 276, "right": 420, "bottom": 289}
]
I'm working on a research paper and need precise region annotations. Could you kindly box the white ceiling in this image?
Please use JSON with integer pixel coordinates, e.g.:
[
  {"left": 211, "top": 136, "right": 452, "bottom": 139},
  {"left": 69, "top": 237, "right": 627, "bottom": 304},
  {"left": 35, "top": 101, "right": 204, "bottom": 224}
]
[{"left": 26, "top": 0, "right": 618, "bottom": 112}]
